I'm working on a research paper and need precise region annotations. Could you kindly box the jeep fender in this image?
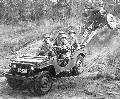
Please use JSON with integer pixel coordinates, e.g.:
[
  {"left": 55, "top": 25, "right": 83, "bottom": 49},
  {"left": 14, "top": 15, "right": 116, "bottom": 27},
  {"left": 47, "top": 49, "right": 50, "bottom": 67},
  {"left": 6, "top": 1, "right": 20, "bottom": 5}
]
[{"left": 36, "top": 65, "right": 56, "bottom": 77}]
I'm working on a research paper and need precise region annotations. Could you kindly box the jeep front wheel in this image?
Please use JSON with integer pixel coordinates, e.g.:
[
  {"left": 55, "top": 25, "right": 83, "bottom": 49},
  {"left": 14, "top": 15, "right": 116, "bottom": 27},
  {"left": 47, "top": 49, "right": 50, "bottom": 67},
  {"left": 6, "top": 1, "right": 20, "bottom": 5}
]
[{"left": 34, "top": 71, "right": 53, "bottom": 96}]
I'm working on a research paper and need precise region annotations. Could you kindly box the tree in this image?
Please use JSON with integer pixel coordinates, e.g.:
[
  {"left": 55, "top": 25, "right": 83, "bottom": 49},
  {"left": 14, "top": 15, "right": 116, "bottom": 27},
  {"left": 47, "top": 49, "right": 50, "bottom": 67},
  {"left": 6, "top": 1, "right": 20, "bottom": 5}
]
[{"left": 52, "top": 0, "right": 71, "bottom": 21}]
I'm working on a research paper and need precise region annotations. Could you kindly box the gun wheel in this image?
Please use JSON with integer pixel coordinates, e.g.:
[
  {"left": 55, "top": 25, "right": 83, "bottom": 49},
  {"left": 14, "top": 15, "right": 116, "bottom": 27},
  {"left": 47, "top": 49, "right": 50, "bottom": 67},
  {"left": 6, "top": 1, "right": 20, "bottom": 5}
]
[{"left": 76, "top": 55, "right": 84, "bottom": 74}]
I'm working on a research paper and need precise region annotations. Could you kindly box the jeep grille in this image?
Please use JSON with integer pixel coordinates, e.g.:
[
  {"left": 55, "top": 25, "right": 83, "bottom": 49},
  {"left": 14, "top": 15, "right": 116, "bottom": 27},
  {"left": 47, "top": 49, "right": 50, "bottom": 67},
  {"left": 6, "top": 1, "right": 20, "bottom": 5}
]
[{"left": 11, "top": 63, "right": 34, "bottom": 76}]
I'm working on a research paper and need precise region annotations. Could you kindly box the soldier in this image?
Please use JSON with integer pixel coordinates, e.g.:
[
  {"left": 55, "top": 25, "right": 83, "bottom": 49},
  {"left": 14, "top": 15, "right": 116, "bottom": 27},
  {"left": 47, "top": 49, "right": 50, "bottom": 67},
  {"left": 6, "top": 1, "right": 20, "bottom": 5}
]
[
  {"left": 37, "top": 34, "right": 53, "bottom": 56},
  {"left": 54, "top": 31, "right": 70, "bottom": 57},
  {"left": 68, "top": 30, "right": 80, "bottom": 52},
  {"left": 53, "top": 30, "right": 66, "bottom": 46},
  {"left": 55, "top": 33, "right": 71, "bottom": 67},
  {"left": 59, "top": 33, "right": 71, "bottom": 60}
]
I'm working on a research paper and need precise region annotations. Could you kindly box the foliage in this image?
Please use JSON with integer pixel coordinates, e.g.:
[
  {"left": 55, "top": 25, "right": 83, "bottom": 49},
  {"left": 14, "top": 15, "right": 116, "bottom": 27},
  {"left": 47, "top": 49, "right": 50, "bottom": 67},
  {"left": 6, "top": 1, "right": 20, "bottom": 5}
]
[{"left": 0, "top": 0, "right": 118, "bottom": 25}]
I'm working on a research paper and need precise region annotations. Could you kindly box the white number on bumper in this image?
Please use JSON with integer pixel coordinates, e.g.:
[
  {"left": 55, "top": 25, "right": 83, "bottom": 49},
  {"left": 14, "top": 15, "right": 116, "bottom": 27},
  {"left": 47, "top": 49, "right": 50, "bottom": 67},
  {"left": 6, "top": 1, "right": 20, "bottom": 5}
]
[{"left": 18, "top": 68, "right": 27, "bottom": 73}]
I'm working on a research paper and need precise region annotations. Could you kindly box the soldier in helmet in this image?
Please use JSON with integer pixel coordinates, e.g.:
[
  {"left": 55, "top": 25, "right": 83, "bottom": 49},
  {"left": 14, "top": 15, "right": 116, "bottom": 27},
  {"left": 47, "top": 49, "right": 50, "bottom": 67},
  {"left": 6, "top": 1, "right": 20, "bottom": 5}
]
[
  {"left": 68, "top": 30, "right": 80, "bottom": 52},
  {"left": 57, "top": 33, "right": 71, "bottom": 66},
  {"left": 53, "top": 31, "right": 71, "bottom": 66},
  {"left": 37, "top": 33, "right": 53, "bottom": 56},
  {"left": 60, "top": 33, "right": 70, "bottom": 50}
]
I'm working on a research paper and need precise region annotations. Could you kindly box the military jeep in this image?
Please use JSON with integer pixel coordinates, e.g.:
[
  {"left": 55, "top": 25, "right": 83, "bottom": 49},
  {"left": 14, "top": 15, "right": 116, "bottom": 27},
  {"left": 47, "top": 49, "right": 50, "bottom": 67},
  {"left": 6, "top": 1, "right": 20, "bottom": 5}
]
[{"left": 5, "top": 45, "right": 86, "bottom": 96}]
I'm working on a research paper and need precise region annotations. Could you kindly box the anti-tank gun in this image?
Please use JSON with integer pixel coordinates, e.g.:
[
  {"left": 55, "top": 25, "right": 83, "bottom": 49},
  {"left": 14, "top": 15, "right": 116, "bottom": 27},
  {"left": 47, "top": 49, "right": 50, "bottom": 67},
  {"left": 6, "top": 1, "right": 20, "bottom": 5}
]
[{"left": 81, "top": 6, "right": 117, "bottom": 46}]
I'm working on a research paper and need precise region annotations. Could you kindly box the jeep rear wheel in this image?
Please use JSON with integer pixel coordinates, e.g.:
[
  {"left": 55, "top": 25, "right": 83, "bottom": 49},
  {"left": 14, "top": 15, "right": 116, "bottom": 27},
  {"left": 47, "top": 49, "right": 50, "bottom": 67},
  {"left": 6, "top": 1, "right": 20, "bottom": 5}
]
[
  {"left": 7, "top": 78, "right": 23, "bottom": 90},
  {"left": 34, "top": 71, "right": 53, "bottom": 96}
]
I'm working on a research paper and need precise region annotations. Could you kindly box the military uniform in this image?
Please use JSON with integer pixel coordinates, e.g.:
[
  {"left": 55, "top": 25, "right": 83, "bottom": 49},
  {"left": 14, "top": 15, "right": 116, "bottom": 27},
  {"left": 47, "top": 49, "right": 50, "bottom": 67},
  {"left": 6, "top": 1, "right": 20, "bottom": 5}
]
[
  {"left": 59, "top": 33, "right": 71, "bottom": 58},
  {"left": 37, "top": 34, "right": 53, "bottom": 56},
  {"left": 68, "top": 30, "right": 80, "bottom": 52},
  {"left": 53, "top": 31, "right": 65, "bottom": 46},
  {"left": 54, "top": 32, "right": 71, "bottom": 67}
]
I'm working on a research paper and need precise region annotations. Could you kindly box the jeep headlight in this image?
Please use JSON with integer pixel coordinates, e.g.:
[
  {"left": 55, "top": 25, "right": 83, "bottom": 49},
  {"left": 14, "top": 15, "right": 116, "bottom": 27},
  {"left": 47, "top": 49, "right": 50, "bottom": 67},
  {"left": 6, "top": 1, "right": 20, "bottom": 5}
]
[
  {"left": 31, "top": 66, "right": 34, "bottom": 70},
  {"left": 12, "top": 64, "right": 16, "bottom": 68}
]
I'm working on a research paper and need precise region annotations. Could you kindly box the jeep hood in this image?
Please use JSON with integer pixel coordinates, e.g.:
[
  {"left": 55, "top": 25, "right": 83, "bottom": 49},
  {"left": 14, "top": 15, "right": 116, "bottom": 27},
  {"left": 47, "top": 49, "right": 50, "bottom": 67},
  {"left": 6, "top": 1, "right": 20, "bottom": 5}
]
[{"left": 11, "top": 56, "right": 48, "bottom": 63}]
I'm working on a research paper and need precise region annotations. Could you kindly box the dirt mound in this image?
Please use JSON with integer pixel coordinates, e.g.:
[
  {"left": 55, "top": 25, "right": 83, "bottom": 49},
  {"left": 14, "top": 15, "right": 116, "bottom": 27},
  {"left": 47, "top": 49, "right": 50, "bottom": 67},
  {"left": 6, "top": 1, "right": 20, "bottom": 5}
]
[{"left": 84, "top": 28, "right": 120, "bottom": 77}]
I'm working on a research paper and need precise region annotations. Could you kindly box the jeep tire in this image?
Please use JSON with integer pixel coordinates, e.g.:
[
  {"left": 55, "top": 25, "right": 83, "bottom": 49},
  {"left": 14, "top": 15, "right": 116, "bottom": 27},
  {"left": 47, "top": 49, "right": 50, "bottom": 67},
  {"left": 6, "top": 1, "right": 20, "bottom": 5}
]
[{"left": 34, "top": 71, "right": 53, "bottom": 96}]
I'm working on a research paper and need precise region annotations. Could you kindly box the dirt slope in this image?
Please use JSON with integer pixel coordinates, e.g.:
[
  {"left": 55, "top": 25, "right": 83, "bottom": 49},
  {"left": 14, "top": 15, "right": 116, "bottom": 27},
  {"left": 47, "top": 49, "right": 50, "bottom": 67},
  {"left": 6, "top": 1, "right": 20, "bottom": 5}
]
[
  {"left": 0, "top": 28, "right": 120, "bottom": 99},
  {"left": 0, "top": 16, "right": 120, "bottom": 99}
]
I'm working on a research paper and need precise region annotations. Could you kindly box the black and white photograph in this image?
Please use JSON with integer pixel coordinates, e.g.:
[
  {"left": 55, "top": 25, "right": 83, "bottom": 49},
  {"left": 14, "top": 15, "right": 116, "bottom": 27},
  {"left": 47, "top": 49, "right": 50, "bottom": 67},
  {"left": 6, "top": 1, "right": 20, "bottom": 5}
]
[{"left": 0, "top": 0, "right": 120, "bottom": 99}]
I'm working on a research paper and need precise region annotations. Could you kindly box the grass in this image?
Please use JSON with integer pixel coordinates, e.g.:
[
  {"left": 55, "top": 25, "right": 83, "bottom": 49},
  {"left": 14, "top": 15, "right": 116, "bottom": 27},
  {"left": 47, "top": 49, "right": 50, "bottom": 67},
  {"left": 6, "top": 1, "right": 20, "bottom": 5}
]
[
  {"left": 0, "top": 17, "right": 83, "bottom": 58},
  {"left": 84, "top": 30, "right": 120, "bottom": 77}
]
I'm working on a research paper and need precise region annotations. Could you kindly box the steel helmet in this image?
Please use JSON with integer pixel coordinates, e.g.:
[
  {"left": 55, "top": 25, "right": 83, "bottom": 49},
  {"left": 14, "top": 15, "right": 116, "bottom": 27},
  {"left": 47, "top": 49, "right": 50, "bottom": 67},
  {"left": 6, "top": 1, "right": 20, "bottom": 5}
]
[
  {"left": 68, "top": 30, "right": 76, "bottom": 35},
  {"left": 61, "top": 33, "right": 67, "bottom": 38},
  {"left": 98, "top": 0, "right": 104, "bottom": 7},
  {"left": 59, "top": 30, "right": 65, "bottom": 35},
  {"left": 44, "top": 34, "right": 50, "bottom": 38},
  {"left": 58, "top": 31, "right": 65, "bottom": 38}
]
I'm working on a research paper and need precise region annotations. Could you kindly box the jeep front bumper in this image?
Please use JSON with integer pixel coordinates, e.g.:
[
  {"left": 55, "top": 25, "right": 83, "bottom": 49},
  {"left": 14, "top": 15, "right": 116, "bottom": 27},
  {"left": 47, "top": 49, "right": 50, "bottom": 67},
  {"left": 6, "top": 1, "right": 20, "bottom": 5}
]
[{"left": 5, "top": 73, "right": 34, "bottom": 81}]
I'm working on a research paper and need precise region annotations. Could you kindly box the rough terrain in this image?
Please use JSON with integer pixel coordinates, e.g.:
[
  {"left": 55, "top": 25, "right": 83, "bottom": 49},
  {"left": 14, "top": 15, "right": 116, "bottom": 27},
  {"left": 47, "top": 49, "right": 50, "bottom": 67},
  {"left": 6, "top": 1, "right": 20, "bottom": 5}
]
[{"left": 0, "top": 17, "right": 120, "bottom": 99}]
